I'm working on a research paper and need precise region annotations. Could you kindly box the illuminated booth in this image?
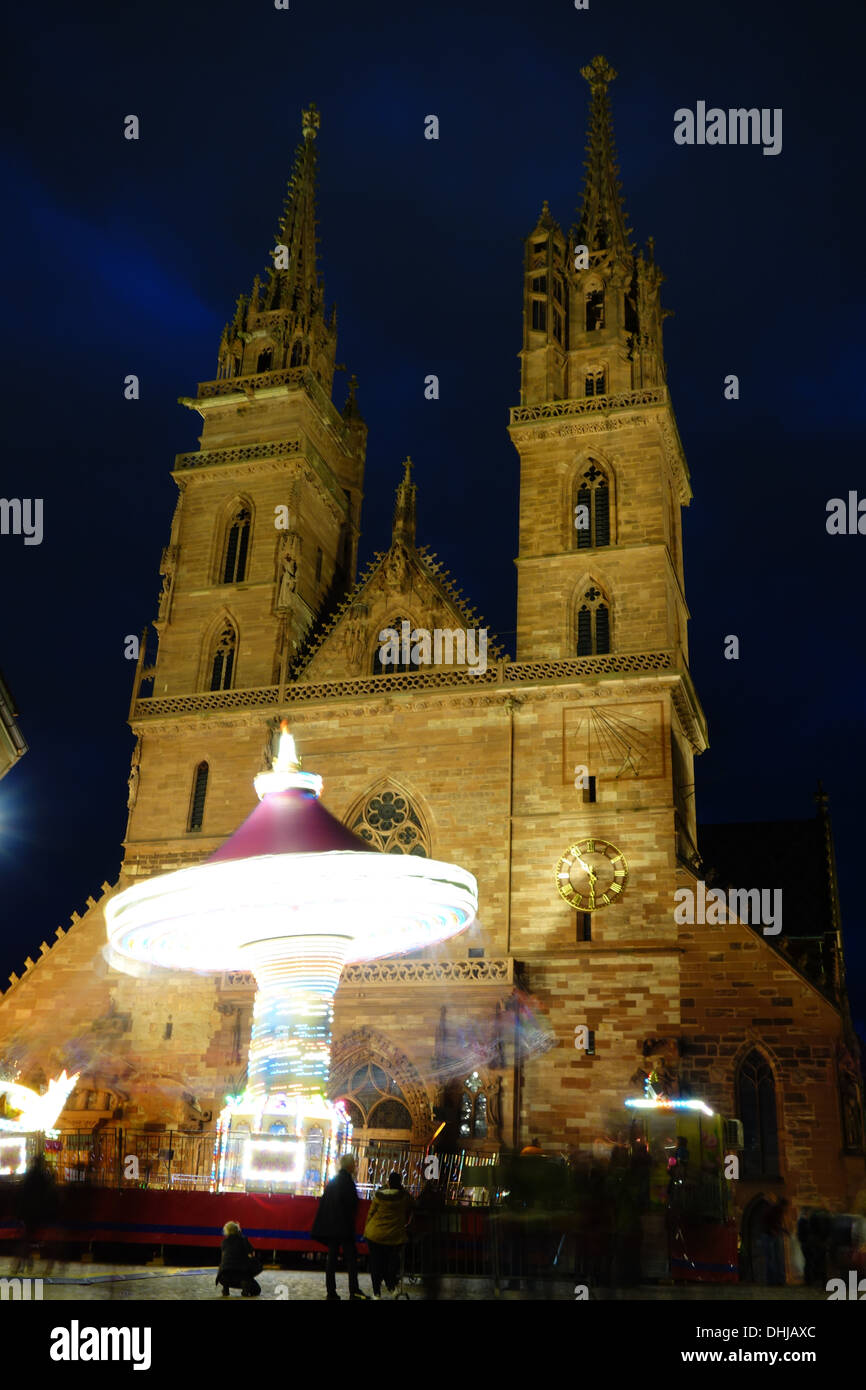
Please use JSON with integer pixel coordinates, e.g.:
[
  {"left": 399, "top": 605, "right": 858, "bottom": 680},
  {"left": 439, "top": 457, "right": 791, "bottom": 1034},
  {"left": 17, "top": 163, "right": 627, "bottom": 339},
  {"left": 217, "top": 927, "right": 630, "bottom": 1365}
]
[
  {"left": 105, "top": 727, "right": 478, "bottom": 1195},
  {"left": 625, "top": 1080, "right": 739, "bottom": 1282}
]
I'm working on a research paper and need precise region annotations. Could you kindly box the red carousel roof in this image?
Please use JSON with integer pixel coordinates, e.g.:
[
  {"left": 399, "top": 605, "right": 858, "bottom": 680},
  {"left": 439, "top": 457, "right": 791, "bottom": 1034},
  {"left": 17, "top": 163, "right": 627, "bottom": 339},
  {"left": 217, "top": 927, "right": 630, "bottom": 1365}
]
[{"left": 208, "top": 786, "right": 375, "bottom": 864}]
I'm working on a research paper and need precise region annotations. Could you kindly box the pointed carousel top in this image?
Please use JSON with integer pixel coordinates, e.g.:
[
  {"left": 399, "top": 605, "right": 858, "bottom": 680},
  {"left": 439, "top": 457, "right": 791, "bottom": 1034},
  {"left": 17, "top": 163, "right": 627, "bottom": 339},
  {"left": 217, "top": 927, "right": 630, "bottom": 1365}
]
[{"left": 252, "top": 720, "right": 322, "bottom": 802}]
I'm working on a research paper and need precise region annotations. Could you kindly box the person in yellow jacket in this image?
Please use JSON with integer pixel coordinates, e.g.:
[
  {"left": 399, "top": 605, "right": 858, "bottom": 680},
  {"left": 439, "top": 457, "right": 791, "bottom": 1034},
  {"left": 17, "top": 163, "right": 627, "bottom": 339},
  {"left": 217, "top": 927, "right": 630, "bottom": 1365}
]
[{"left": 363, "top": 1171, "right": 414, "bottom": 1298}]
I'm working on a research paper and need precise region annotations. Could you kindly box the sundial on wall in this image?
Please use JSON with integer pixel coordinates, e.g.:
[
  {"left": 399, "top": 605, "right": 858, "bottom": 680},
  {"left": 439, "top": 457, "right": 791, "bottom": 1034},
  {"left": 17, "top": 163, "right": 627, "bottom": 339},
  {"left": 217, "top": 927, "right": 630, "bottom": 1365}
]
[{"left": 566, "top": 704, "right": 660, "bottom": 781}]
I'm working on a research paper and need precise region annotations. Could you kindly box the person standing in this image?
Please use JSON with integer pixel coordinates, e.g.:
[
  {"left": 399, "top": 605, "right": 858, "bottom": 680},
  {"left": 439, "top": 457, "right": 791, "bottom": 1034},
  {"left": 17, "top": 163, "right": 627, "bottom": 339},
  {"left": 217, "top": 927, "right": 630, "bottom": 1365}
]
[
  {"left": 762, "top": 1197, "right": 791, "bottom": 1286},
  {"left": 311, "top": 1154, "right": 368, "bottom": 1301},
  {"left": 363, "top": 1171, "right": 414, "bottom": 1298},
  {"left": 414, "top": 1178, "right": 446, "bottom": 1301}
]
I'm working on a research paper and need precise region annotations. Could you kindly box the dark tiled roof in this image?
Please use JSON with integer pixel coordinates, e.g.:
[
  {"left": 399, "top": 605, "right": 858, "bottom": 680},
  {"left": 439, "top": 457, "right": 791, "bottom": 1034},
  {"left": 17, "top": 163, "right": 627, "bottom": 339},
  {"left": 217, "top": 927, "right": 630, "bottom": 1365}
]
[{"left": 698, "top": 816, "right": 833, "bottom": 939}]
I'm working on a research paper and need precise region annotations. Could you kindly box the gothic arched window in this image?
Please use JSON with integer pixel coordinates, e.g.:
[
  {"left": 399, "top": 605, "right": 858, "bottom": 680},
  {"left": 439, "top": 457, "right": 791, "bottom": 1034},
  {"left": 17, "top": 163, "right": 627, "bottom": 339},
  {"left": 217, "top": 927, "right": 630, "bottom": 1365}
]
[
  {"left": 256, "top": 348, "right": 272, "bottom": 373},
  {"left": 584, "top": 367, "right": 606, "bottom": 397},
  {"left": 372, "top": 617, "right": 414, "bottom": 675},
  {"left": 576, "top": 585, "right": 611, "bottom": 656},
  {"left": 459, "top": 1071, "right": 488, "bottom": 1140},
  {"left": 209, "top": 623, "right": 237, "bottom": 691},
  {"left": 573, "top": 461, "right": 611, "bottom": 550},
  {"left": 337, "top": 1063, "right": 412, "bottom": 1132},
  {"left": 187, "top": 761, "right": 209, "bottom": 832},
  {"left": 350, "top": 788, "right": 428, "bottom": 856},
  {"left": 221, "top": 506, "right": 251, "bottom": 584},
  {"left": 738, "top": 1050, "right": 780, "bottom": 1178},
  {"left": 290, "top": 341, "right": 303, "bottom": 367}
]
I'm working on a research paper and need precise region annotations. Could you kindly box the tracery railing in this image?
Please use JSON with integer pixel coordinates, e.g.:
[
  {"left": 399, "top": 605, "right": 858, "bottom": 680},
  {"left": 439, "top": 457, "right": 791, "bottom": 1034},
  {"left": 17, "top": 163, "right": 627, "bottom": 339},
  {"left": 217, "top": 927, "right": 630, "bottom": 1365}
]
[
  {"left": 131, "top": 651, "right": 677, "bottom": 718},
  {"left": 510, "top": 386, "right": 666, "bottom": 424}
]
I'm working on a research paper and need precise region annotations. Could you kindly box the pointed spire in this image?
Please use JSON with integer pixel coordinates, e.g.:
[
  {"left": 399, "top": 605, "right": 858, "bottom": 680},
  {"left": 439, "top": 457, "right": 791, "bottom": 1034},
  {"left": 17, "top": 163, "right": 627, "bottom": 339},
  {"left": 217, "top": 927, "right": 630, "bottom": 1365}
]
[
  {"left": 534, "top": 200, "right": 556, "bottom": 232},
  {"left": 574, "top": 55, "right": 633, "bottom": 259},
  {"left": 213, "top": 104, "right": 341, "bottom": 397},
  {"left": 268, "top": 103, "right": 323, "bottom": 314},
  {"left": 341, "top": 373, "right": 363, "bottom": 422},
  {"left": 391, "top": 457, "right": 417, "bottom": 548}
]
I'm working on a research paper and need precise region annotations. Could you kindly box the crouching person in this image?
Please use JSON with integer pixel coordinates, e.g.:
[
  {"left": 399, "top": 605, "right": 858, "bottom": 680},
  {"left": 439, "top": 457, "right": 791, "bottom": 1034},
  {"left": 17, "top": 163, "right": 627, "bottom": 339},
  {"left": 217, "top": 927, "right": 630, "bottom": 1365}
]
[{"left": 216, "top": 1221, "right": 263, "bottom": 1297}]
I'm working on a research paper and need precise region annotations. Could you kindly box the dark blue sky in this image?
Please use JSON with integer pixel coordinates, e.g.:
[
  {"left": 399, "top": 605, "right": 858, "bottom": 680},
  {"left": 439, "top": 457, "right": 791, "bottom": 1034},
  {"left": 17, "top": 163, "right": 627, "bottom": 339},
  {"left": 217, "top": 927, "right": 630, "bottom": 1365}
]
[{"left": 1, "top": 0, "right": 864, "bottom": 1034}]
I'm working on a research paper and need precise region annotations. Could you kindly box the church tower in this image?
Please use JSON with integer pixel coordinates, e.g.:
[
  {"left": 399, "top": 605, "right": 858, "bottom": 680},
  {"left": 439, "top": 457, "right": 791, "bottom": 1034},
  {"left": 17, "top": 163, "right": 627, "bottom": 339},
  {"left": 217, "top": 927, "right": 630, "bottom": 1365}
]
[
  {"left": 510, "top": 56, "right": 706, "bottom": 868},
  {"left": 124, "top": 106, "right": 367, "bottom": 876}
]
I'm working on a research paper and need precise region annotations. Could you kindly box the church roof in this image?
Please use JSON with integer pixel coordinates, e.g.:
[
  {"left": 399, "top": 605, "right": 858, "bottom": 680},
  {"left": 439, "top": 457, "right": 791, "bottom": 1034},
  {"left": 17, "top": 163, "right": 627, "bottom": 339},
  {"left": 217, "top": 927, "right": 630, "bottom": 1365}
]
[
  {"left": 699, "top": 798, "right": 846, "bottom": 1008},
  {"left": 699, "top": 814, "right": 835, "bottom": 940}
]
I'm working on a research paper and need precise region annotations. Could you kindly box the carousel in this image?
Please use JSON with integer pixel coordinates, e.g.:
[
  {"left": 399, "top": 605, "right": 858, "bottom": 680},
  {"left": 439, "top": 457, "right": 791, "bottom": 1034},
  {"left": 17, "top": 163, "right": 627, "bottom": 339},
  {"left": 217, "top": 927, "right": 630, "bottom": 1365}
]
[{"left": 105, "top": 725, "right": 478, "bottom": 1194}]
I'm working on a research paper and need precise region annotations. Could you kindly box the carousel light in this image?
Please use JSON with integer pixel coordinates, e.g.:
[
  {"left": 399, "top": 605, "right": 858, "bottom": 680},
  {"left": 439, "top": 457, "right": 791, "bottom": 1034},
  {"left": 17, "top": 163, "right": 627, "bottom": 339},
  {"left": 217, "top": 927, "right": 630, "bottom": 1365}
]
[
  {"left": 0, "top": 1137, "right": 26, "bottom": 1175},
  {"left": 104, "top": 853, "right": 476, "bottom": 972},
  {"left": 0, "top": 1070, "right": 79, "bottom": 1133},
  {"left": 625, "top": 1097, "right": 714, "bottom": 1116}
]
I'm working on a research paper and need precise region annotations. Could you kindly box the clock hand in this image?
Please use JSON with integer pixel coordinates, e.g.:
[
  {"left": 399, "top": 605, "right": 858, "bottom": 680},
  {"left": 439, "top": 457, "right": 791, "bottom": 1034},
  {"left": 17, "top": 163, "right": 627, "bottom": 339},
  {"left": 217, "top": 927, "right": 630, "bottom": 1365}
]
[{"left": 574, "top": 857, "right": 598, "bottom": 885}]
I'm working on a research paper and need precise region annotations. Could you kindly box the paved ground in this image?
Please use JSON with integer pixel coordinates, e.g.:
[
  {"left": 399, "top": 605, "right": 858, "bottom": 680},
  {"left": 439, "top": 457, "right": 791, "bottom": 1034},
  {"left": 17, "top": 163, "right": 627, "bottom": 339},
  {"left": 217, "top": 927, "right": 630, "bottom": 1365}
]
[{"left": 0, "top": 1257, "right": 830, "bottom": 1300}]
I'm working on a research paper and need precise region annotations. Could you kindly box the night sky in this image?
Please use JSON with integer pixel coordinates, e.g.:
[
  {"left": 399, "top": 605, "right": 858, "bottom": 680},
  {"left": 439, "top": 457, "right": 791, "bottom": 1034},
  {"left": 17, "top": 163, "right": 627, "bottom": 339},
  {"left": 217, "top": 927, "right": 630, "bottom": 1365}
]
[{"left": 1, "top": 0, "right": 864, "bottom": 1039}]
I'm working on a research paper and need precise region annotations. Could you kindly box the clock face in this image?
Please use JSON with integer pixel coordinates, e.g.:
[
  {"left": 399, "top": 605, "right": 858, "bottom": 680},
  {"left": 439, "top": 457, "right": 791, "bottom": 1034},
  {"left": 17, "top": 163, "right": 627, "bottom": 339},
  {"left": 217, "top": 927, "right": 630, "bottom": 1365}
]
[{"left": 555, "top": 838, "right": 628, "bottom": 912}]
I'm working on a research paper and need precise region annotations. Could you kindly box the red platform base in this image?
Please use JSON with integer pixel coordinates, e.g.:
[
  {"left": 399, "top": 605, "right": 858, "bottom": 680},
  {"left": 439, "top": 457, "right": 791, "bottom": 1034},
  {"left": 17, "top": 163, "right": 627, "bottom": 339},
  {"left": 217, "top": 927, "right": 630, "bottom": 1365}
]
[{"left": 0, "top": 1186, "right": 370, "bottom": 1251}]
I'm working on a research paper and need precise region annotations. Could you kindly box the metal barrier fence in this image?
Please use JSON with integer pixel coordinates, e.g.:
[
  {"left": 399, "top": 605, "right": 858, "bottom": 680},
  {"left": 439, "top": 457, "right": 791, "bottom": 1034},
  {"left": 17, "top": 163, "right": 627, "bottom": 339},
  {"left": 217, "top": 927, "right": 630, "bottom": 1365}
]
[
  {"left": 400, "top": 1209, "right": 593, "bottom": 1288},
  {"left": 43, "top": 1131, "right": 503, "bottom": 1201},
  {"left": 8, "top": 1138, "right": 710, "bottom": 1285}
]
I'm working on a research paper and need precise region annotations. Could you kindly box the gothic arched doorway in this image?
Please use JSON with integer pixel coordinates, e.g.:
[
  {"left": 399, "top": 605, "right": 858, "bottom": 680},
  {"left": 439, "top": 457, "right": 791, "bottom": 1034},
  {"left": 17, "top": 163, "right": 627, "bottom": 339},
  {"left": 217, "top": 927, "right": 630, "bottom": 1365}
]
[
  {"left": 741, "top": 1195, "right": 785, "bottom": 1285},
  {"left": 330, "top": 1029, "right": 432, "bottom": 1192}
]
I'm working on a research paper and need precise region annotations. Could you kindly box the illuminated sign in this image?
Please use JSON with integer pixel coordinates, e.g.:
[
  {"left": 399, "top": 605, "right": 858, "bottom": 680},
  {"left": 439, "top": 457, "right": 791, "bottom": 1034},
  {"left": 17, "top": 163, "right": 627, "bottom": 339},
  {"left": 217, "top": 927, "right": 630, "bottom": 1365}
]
[
  {"left": 242, "top": 1137, "right": 305, "bottom": 1185},
  {"left": 0, "top": 1137, "right": 27, "bottom": 1176}
]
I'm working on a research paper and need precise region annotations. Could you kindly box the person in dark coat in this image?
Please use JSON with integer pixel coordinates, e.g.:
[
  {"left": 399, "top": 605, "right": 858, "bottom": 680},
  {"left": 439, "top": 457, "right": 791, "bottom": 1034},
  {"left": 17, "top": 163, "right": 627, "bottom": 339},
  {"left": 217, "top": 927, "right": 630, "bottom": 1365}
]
[
  {"left": 413, "top": 1178, "right": 446, "bottom": 1301},
  {"left": 13, "top": 1154, "right": 58, "bottom": 1273},
  {"left": 311, "top": 1154, "right": 367, "bottom": 1300},
  {"left": 215, "top": 1221, "right": 262, "bottom": 1297}
]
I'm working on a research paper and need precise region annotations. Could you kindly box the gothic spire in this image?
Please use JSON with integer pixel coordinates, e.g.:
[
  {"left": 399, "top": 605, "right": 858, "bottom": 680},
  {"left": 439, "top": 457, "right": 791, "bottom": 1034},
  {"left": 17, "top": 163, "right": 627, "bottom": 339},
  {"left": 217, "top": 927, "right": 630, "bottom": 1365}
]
[
  {"left": 215, "top": 104, "right": 340, "bottom": 396},
  {"left": 391, "top": 457, "right": 417, "bottom": 549},
  {"left": 342, "top": 373, "right": 363, "bottom": 423},
  {"left": 573, "top": 56, "right": 634, "bottom": 260},
  {"left": 266, "top": 103, "right": 323, "bottom": 314}
]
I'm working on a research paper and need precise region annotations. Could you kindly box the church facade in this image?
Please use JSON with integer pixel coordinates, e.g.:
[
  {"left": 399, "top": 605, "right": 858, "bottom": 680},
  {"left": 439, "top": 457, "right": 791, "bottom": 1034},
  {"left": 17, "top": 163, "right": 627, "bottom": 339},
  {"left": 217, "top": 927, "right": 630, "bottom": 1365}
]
[{"left": 1, "top": 60, "right": 862, "bottom": 1229}]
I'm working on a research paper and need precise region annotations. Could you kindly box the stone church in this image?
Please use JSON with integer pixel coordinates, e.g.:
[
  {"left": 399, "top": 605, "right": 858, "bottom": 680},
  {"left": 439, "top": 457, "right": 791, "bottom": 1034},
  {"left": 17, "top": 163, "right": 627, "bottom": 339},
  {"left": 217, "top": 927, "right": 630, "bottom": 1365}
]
[{"left": 1, "top": 58, "right": 863, "bottom": 1227}]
